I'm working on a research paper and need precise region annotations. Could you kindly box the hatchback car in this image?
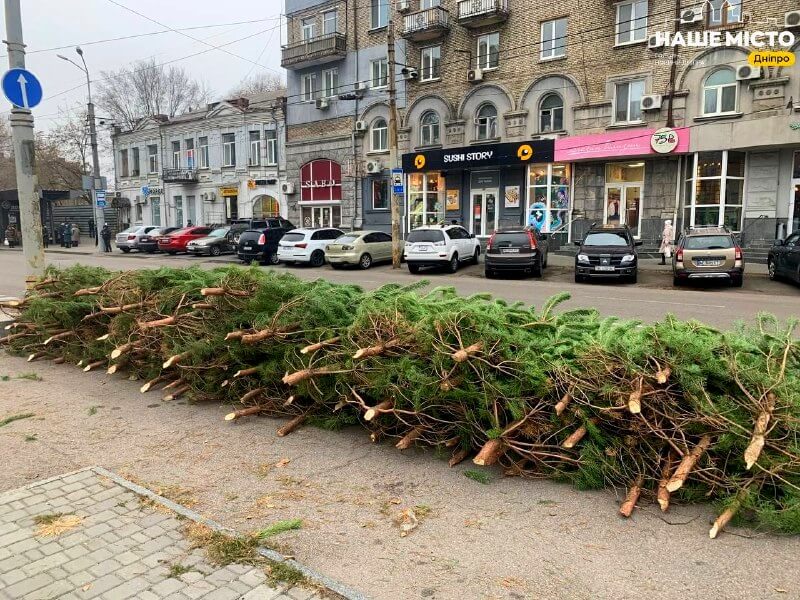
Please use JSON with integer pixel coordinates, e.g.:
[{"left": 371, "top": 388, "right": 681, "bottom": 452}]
[
  {"left": 767, "top": 232, "right": 800, "bottom": 285},
  {"left": 404, "top": 225, "right": 481, "bottom": 274},
  {"left": 277, "top": 227, "right": 344, "bottom": 267},
  {"left": 137, "top": 227, "right": 180, "bottom": 253},
  {"left": 115, "top": 225, "right": 160, "bottom": 253},
  {"left": 157, "top": 226, "right": 213, "bottom": 255},
  {"left": 485, "top": 228, "right": 548, "bottom": 278},
  {"left": 326, "top": 231, "right": 393, "bottom": 269},
  {"left": 673, "top": 227, "right": 744, "bottom": 287},
  {"left": 237, "top": 218, "right": 296, "bottom": 265},
  {"left": 574, "top": 225, "right": 641, "bottom": 283},
  {"left": 186, "top": 227, "right": 236, "bottom": 257}
]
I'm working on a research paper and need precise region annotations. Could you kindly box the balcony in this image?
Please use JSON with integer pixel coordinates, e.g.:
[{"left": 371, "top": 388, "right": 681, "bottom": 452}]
[
  {"left": 401, "top": 7, "right": 450, "bottom": 42},
  {"left": 162, "top": 168, "right": 198, "bottom": 183},
  {"left": 457, "top": 0, "right": 509, "bottom": 28},
  {"left": 281, "top": 32, "right": 347, "bottom": 69}
]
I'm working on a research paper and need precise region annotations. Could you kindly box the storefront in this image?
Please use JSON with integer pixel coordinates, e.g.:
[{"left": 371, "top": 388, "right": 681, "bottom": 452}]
[
  {"left": 555, "top": 127, "right": 691, "bottom": 244},
  {"left": 790, "top": 151, "right": 800, "bottom": 235},
  {"left": 220, "top": 186, "right": 240, "bottom": 222},
  {"left": 401, "top": 141, "right": 555, "bottom": 238},
  {"left": 299, "top": 159, "right": 342, "bottom": 228}
]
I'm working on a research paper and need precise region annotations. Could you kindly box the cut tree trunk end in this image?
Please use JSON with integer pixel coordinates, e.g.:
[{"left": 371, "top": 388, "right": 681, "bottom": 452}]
[
  {"left": 233, "top": 367, "right": 259, "bottom": 379},
  {"left": 140, "top": 375, "right": 170, "bottom": 393},
  {"left": 96, "top": 334, "right": 110, "bottom": 341},
  {"left": 44, "top": 331, "right": 73, "bottom": 345},
  {"left": 163, "top": 352, "right": 190, "bottom": 369},
  {"left": 396, "top": 427, "right": 423, "bottom": 450},
  {"left": 449, "top": 447, "right": 469, "bottom": 467},
  {"left": 452, "top": 342, "right": 483, "bottom": 363},
  {"left": 53, "top": 357, "right": 66, "bottom": 365},
  {"left": 562, "top": 419, "right": 597, "bottom": 449},
  {"left": 200, "top": 287, "right": 250, "bottom": 297},
  {"left": 83, "top": 360, "right": 106, "bottom": 373},
  {"left": 666, "top": 435, "right": 712, "bottom": 493},
  {"left": 656, "top": 367, "right": 672, "bottom": 385},
  {"left": 101, "top": 301, "right": 147, "bottom": 315},
  {"left": 27, "top": 352, "right": 48, "bottom": 362},
  {"left": 225, "top": 330, "right": 247, "bottom": 342},
  {"left": 191, "top": 303, "right": 215, "bottom": 310},
  {"left": 282, "top": 366, "right": 338, "bottom": 387},
  {"left": 473, "top": 438, "right": 504, "bottom": 466},
  {"left": 162, "top": 378, "right": 187, "bottom": 391},
  {"left": 657, "top": 453, "right": 675, "bottom": 512},
  {"left": 301, "top": 336, "right": 341, "bottom": 355},
  {"left": 74, "top": 286, "right": 102, "bottom": 297},
  {"left": 353, "top": 338, "right": 401, "bottom": 360},
  {"left": 240, "top": 388, "right": 266, "bottom": 404},
  {"left": 110, "top": 342, "right": 136, "bottom": 360},
  {"left": 277, "top": 414, "right": 307, "bottom": 437},
  {"left": 745, "top": 393, "right": 776, "bottom": 470},
  {"left": 619, "top": 475, "right": 645, "bottom": 518},
  {"left": 554, "top": 392, "right": 571, "bottom": 416},
  {"left": 139, "top": 316, "right": 177, "bottom": 329},
  {"left": 224, "top": 406, "right": 264, "bottom": 422},
  {"left": 709, "top": 489, "right": 748, "bottom": 539},
  {"left": 163, "top": 384, "right": 190, "bottom": 401},
  {"left": 364, "top": 399, "right": 394, "bottom": 421}
]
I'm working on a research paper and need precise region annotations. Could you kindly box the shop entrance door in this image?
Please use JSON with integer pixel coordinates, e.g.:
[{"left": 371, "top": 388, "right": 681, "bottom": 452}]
[
  {"left": 302, "top": 205, "right": 341, "bottom": 228},
  {"left": 470, "top": 191, "right": 498, "bottom": 238},
  {"left": 790, "top": 184, "right": 800, "bottom": 235},
  {"left": 605, "top": 185, "right": 642, "bottom": 237}
]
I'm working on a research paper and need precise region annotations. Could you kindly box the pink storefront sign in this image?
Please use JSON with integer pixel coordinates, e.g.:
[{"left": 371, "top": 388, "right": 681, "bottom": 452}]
[{"left": 554, "top": 127, "right": 690, "bottom": 162}]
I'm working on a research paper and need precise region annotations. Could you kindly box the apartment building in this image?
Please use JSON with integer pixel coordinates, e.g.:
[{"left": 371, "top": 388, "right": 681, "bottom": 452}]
[
  {"left": 112, "top": 92, "right": 286, "bottom": 229},
  {"left": 389, "top": 0, "right": 800, "bottom": 248}
]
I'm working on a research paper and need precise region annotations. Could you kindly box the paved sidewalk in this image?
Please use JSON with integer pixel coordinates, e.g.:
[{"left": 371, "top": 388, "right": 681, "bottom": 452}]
[{"left": 0, "top": 468, "right": 323, "bottom": 600}]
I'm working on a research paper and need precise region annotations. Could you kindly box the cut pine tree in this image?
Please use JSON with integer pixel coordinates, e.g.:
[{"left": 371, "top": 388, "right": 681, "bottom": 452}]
[
  {"left": 619, "top": 475, "right": 645, "bottom": 518},
  {"left": 473, "top": 438, "right": 504, "bottom": 466},
  {"left": 666, "top": 435, "right": 712, "bottom": 493}
]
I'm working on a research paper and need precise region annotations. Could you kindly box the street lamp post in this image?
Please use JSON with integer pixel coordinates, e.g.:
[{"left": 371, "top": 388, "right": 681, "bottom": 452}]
[{"left": 58, "top": 47, "right": 103, "bottom": 251}]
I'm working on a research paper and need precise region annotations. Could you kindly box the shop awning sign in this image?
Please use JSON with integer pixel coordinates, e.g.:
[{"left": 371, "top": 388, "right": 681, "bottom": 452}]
[
  {"left": 402, "top": 140, "right": 554, "bottom": 172},
  {"left": 554, "top": 127, "right": 690, "bottom": 162}
]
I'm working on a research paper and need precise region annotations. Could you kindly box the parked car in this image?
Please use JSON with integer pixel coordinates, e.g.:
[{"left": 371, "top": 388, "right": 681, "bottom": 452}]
[
  {"left": 137, "top": 227, "right": 180, "bottom": 253},
  {"left": 156, "top": 226, "right": 213, "bottom": 255},
  {"left": 574, "top": 225, "right": 641, "bottom": 283},
  {"left": 277, "top": 227, "right": 344, "bottom": 267},
  {"left": 484, "top": 228, "right": 548, "bottom": 278},
  {"left": 115, "top": 225, "right": 160, "bottom": 253},
  {"left": 326, "top": 231, "right": 393, "bottom": 269},
  {"left": 229, "top": 219, "right": 268, "bottom": 244},
  {"left": 186, "top": 227, "right": 237, "bottom": 257},
  {"left": 404, "top": 224, "right": 481, "bottom": 274},
  {"left": 673, "top": 227, "right": 744, "bottom": 287},
  {"left": 236, "top": 218, "right": 296, "bottom": 265},
  {"left": 768, "top": 232, "right": 800, "bottom": 285}
]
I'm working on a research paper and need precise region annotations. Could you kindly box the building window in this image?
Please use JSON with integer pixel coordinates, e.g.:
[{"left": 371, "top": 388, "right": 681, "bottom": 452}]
[
  {"left": 684, "top": 151, "right": 745, "bottom": 231},
  {"left": 614, "top": 80, "right": 645, "bottom": 123},
  {"left": 371, "top": 118, "right": 388, "bottom": 152},
  {"left": 171, "top": 141, "right": 181, "bottom": 169},
  {"left": 199, "top": 137, "right": 209, "bottom": 169},
  {"left": 185, "top": 138, "right": 195, "bottom": 169},
  {"left": 265, "top": 130, "right": 278, "bottom": 166},
  {"left": 151, "top": 197, "right": 161, "bottom": 226},
  {"left": 372, "top": 179, "right": 390, "bottom": 210},
  {"left": 301, "top": 17, "right": 316, "bottom": 40},
  {"left": 408, "top": 172, "right": 444, "bottom": 229},
  {"left": 147, "top": 144, "right": 158, "bottom": 174},
  {"left": 300, "top": 159, "right": 343, "bottom": 202},
  {"left": 420, "top": 46, "right": 441, "bottom": 81},
  {"left": 421, "top": 0, "right": 441, "bottom": 7},
  {"left": 703, "top": 68, "right": 737, "bottom": 116},
  {"left": 539, "top": 94, "right": 564, "bottom": 133},
  {"left": 322, "top": 10, "right": 338, "bottom": 35},
  {"left": 323, "top": 68, "right": 339, "bottom": 97},
  {"left": 540, "top": 18, "right": 567, "bottom": 60},
  {"left": 175, "top": 195, "right": 183, "bottom": 227},
  {"left": 420, "top": 111, "right": 440, "bottom": 146},
  {"left": 475, "top": 103, "right": 498, "bottom": 141},
  {"left": 131, "top": 147, "right": 140, "bottom": 176},
  {"left": 222, "top": 133, "right": 236, "bottom": 167},
  {"left": 119, "top": 149, "right": 129, "bottom": 177},
  {"left": 135, "top": 201, "right": 143, "bottom": 223},
  {"left": 527, "top": 164, "right": 571, "bottom": 234},
  {"left": 370, "top": 58, "right": 389, "bottom": 89},
  {"left": 370, "top": 0, "right": 389, "bottom": 29},
  {"left": 707, "top": 0, "right": 742, "bottom": 27},
  {"left": 616, "top": 0, "right": 648, "bottom": 45},
  {"left": 477, "top": 33, "right": 500, "bottom": 69},
  {"left": 301, "top": 73, "right": 317, "bottom": 101},
  {"left": 249, "top": 131, "right": 261, "bottom": 166}
]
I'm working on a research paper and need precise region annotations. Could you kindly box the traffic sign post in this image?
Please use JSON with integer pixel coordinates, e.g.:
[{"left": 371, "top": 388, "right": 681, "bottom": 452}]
[
  {"left": 95, "top": 189, "right": 107, "bottom": 209},
  {"left": 2, "top": 67, "right": 42, "bottom": 109},
  {"left": 392, "top": 168, "right": 404, "bottom": 195}
]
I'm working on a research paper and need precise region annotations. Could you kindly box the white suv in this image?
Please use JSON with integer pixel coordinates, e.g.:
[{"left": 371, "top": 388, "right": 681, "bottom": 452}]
[
  {"left": 404, "top": 225, "right": 481, "bottom": 274},
  {"left": 277, "top": 227, "right": 344, "bottom": 267}
]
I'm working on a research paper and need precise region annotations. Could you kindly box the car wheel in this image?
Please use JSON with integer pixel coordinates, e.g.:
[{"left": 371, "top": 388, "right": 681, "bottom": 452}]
[
  {"left": 210, "top": 246, "right": 222, "bottom": 257},
  {"left": 574, "top": 273, "right": 584, "bottom": 284},
  {"left": 485, "top": 269, "right": 495, "bottom": 279},
  {"left": 542, "top": 252, "right": 548, "bottom": 269},
  {"left": 767, "top": 260, "right": 777, "bottom": 281},
  {"left": 532, "top": 256, "right": 543, "bottom": 279},
  {"left": 359, "top": 253, "right": 373, "bottom": 269},
  {"left": 448, "top": 254, "right": 459, "bottom": 274},
  {"left": 408, "top": 264, "right": 420, "bottom": 274},
  {"left": 121, "top": 247, "right": 130, "bottom": 253},
  {"left": 310, "top": 250, "right": 325, "bottom": 267},
  {"left": 330, "top": 263, "right": 342, "bottom": 270},
  {"left": 268, "top": 251, "right": 280, "bottom": 265},
  {"left": 731, "top": 275, "right": 743, "bottom": 288},
  {"left": 673, "top": 276, "right": 681, "bottom": 287},
  {"left": 628, "top": 271, "right": 638, "bottom": 284},
  {"left": 471, "top": 248, "right": 480, "bottom": 265},
  {"left": 168, "top": 251, "right": 176, "bottom": 256}
]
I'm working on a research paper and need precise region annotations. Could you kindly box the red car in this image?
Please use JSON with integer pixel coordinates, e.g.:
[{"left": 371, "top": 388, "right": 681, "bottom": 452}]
[{"left": 157, "top": 226, "right": 212, "bottom": 254}]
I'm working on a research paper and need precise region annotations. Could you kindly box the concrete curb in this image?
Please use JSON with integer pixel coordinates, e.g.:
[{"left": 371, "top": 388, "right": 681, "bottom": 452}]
[{"left": 90, "top": 466, "right": 369, "bottom": 600}]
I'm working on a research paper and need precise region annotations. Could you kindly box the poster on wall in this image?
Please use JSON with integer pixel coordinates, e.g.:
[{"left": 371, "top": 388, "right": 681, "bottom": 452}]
[
  {"left": 446, "top": 189, "right": 460, "bottom": 211},
  {"left": 504, "top": 186, "right": 520, "bottom": 209}
]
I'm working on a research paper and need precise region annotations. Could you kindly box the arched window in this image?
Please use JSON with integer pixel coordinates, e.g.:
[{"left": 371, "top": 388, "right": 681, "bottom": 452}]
[
  {"left": 371, "top": 117, "right": 388, "bottom": 152},
  {"left": 420, "top": 111, "right": 440, "bottom": 146},
  {"left": 539, "top": 94, "right": 564, "bottom": 133},
  {"left": 703, "top": 68, "right": 737, "bottom": 116},
  {"left": 475, "top": 103, "right": 498, "bottom": 141}
]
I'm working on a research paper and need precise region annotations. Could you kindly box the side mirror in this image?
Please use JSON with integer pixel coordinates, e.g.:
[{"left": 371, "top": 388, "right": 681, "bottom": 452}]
[
  {"left": 634, "top": 240, "right": 643, "bottom": 246},
  {"left": 470, "top": 233, "right": 476, "bottom": 239},
  {"left": 775, "top": 238, "right": 785, "bottom": 246},
  {"left": 573, "top": 240, "right": 582, "bottom": 247}
]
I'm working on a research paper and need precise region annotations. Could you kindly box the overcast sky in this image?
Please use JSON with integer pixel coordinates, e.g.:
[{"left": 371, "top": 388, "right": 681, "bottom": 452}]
[{"left": 1, "top": 0, "right": 284, "bottom": 132}]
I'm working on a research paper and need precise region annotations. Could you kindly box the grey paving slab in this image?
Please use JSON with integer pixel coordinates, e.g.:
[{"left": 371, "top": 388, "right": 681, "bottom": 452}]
[{"left": 0, "top": 468, "right": 326, "bottom": 600}]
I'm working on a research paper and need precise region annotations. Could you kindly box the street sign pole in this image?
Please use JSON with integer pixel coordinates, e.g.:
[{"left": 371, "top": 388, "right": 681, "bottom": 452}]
[{"left": 3, "top": 0, "right": 44, "bottom": 279}]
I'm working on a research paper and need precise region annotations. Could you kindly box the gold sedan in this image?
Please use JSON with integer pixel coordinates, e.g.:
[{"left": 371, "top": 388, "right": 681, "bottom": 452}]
[{"left": 325, "top": 230, "right": 393, "bottom": 269}]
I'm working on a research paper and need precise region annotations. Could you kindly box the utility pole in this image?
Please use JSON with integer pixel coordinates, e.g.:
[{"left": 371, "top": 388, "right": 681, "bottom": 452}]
[
  {"left": 387, "top": 20, "right": 402, "bottom": 269},
  {"left": 3, "top": 0, "right": 45, "bottom": 278}
]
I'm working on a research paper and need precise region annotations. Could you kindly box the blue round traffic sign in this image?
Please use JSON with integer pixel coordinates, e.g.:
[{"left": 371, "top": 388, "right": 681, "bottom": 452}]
[{"left": 2, "top": 68, "right": 43, "bottom": 109}]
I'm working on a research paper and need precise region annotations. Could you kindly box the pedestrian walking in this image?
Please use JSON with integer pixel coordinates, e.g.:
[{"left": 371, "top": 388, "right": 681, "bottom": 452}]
[
  {"left": 660, "top": 219, "right": 675, "bottom": 265},
  {"left": 61, "top": 223, "right": 71, "bottom": 248},
  {"left": 5, "top": 224, "right": 17, "bottom": 248},
  {"left": 100, "top": 223, "right": 112, "bottom": 252},
  {"left": 88, "top": 218, "right": 95, "bottom": 239},
  {"left": 71, "top": 223, "right": 80, "bottom": 247},
  {"left": 42, "top": 225, "right": 49, "bottom": 248}
]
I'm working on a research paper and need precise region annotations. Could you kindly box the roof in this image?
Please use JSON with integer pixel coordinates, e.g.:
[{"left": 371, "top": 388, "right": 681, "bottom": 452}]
[{"left": 685, "top": 226, "right": 731, "bottom": 235}]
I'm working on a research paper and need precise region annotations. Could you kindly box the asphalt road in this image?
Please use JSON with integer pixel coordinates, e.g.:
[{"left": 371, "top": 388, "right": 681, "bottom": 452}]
[{"left": 1, "top": 247, "right": 798, "bottom": 328}]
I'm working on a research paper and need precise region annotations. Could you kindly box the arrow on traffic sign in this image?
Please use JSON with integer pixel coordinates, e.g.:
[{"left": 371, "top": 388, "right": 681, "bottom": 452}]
[{"left": 16, "top": 73, "right": 29, "bottom": 108}]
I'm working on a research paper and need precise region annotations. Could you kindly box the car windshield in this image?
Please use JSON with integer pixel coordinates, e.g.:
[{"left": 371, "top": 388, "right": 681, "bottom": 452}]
[
  {"left": 209, "top": 228, "right": 229, "bottom": 238},
  {"left": 120, "top": 227, "right": 137, "bottom": 234},
  {"left": 281, "top": 232, "right": 306, "bottom": 243},
  {"left": 685, "top": 235, "right": 734, "bottom": 250},
  {"left": 407, "top": 230, "right": 445, "bottom": 243},
  {"left": 493, "top": 233, "right": 530, "bottom": 246},
  {"left": 583, "top": 232, "right": 629, "bottom": 247},
  {"left": 169, "top": 229, "right": 188, "bottom": 236},
  {"left": 335, "top": 235, "right": 360, "bottom": 244}
]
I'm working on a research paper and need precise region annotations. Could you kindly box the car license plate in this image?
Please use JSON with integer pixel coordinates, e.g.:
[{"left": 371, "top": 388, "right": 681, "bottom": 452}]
[
  {"left": 501, "top": 248, "right": 519, "bottom": 253},
  {"left": 244, "top": 245, "right": 253, "bottom": 250},
  {"left": 596, "top": 266, "right": 615, "bottom": 272},
  {"left": 697, "top": 260, "right": 722, "bottom": 267}
]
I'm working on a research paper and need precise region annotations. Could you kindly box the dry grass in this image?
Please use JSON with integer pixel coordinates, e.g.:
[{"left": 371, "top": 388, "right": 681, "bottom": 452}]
[{"left": 34, "top": 513, "right": 83, "bottom": 537}]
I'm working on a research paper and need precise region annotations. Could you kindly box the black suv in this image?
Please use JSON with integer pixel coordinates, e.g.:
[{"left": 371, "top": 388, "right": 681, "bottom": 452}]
[
  {"left": 484, "top": 228, "right": 548, "bottom": 278},
  {"left": 237, "top": 218, "right": 296, "bottom": 265},
  {"left": 574, "top": 225, "right": 642, "bottom": 283}
]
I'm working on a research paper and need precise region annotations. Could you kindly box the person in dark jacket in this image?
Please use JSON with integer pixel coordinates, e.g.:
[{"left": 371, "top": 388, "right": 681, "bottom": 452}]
[
  {"left": 100, "top": 223, "right": 112, "bottom": 252},
  {"left": 88, "top": 218, "right": 95, "bottom": 239},
  {"left": 42, "top": 225, "right": 49, "bottom": 248},
  {"left": 61, "top": 223, "right": 71, "bottom": 248},
  {"left": 5, "top": 224, "right": 18, "bottom": 248}
]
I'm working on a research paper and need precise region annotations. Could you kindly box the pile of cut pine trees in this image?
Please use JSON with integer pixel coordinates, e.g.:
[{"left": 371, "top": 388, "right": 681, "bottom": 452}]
[{"left": 3, "top": 264, "right": 799, "bottom": 538}]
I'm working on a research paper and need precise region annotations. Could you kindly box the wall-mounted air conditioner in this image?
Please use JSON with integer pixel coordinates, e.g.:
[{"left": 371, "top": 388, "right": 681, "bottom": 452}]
[
  {"left": 641, "top": 94, "right": 663, "bottom": 111},
  {"left": 468, "top": 68, "right": 483, "bottom": 83},
  {"left": 736, "top": 63, "right": 761, "bottom": 81},
  {"left": 647, "top": 34, "right": 666, "bottom": 50},
  {"left": 680, "top": 6, "right": 703, "bottom": 24},
  {"left": 365, "top": 160, "right": 382, "bottom": 174},
  {"left": 785, "top": 11, "right": 800, "bottom": 28},
  {"left": 281, "top": 182, "right": 296, "bottom": 195},
  {"left": 402, "top": 68, "right": 419, "bottom": 81},
  {"left": 397, "top": 0, "right": 411, "bottom": 13},
  {"left": 315, "top": 98, "right": 330, "bottom": 110},
  {"left": 354, "top": 120, "right": 368, "bottom": 132}
]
